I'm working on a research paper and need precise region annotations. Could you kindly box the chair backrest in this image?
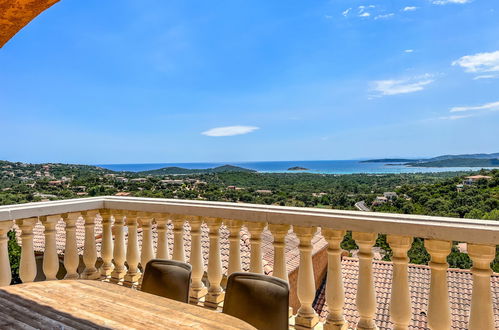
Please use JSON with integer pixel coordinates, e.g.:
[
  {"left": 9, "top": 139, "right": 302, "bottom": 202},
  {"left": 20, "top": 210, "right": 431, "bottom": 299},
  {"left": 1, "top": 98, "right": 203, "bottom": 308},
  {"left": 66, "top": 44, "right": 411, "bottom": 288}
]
[
  {"left": 223, "top": 272, "right": 289, "bottom": 330},
  {"left": 141, "top": 259, "right": 192, "bottom": 303}
]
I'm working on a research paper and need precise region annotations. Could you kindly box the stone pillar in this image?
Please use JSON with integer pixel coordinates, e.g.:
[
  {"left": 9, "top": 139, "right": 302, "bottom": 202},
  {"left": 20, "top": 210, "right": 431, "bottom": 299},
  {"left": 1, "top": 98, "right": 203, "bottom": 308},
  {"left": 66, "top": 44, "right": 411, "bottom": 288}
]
[
  {"left": 111, "top": 210, "right": 127, "bottom": 281},
  {"left": 189, "top": 216, "right": 207, "bottom": 302},
  {"left": 171, "top": 215, "right": 185, "bottom": 262},
  {"left": 61, "top": 212, "right": 80, "bottom": 279},
  {"left": 245, "top": 221, "right": 266, "bottom": 274},
  {"left": 124, "top": 211, "right": 141, "bottom": 285},
  {"left": 425, "top": 239, "right": 451, "bottom": 330},
  {"left": 99, "top": 209, "right": 114, "bottom": 277},
  {"left": 226, "top": 219, "right": 243, "bottom": 276},
  {"left": 268, "top": 224, "right": 290, "bottom": 281},
  {"left": 468, "top": 243, "right": 495, "bottom": 330},
  {"left": 387, "top": 235, "right": 413, "bottom": 330},
  {"left": 294, "top": 226, "right": 319, "bottom": 328},
  {"left": 322, "top": 228, "right": 347, "bottom": 330},
  {"left": 0, "top": 221, "right": 13, "bottom": 286},
  {"left": 352, "top": 231, "right": 378, "bottom": 330},
  {"left": 154, "top": 213, "right": 170, "bottom": 259},
  {"left": 205, "top": 217, "right": 224, "bottom": 308},
  {"left": 138, "top": 212, "right": 155, "bottom": 269},
  {"left": 80, "top": 210, "right": 100, "bottom": 280},
  {"left": 16, "top": 217, "right": 37, "bottom": 283},
  {"left": 39, "top": 215, "right": 60, "bottom": 281}
]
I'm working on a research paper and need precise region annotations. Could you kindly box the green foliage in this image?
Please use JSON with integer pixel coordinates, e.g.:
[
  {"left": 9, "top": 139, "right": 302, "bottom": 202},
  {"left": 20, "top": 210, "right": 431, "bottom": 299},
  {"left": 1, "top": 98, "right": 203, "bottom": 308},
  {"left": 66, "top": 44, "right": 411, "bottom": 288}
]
[{"left": 8, "top": 230, "right": 21, "bottom": 284}]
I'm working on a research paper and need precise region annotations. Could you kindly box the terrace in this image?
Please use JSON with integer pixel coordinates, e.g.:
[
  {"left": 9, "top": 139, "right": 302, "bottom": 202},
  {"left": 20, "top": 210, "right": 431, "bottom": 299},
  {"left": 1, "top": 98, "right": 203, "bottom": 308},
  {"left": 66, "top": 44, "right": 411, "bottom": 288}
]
[
  {"left": 0, "top": 196, "right": 498, "bottom": 329},
  {"left": 1, "top": 1, "right": 499, "bottom": 329}
]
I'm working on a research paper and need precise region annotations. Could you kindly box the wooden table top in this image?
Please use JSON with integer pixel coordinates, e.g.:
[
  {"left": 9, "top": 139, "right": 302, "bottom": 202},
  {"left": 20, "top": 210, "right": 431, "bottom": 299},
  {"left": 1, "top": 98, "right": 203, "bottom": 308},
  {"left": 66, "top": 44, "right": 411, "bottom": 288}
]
[{"left": 0, "top": 280, "right": 255, "bottom": 330}]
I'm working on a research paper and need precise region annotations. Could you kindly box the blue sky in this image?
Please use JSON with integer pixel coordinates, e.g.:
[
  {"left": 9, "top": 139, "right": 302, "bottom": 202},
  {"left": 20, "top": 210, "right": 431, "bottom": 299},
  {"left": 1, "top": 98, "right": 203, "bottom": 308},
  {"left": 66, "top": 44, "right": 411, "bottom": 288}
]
[{"left": 1, "top": 0, "right": 498, "bottom": 164}]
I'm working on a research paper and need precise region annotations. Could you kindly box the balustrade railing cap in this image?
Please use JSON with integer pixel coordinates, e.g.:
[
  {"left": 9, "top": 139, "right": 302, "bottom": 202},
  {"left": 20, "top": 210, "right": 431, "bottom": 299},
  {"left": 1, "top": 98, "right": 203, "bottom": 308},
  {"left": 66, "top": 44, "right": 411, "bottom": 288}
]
[{"left": 1, "top": 196, "right": 499, "bottom": 245}]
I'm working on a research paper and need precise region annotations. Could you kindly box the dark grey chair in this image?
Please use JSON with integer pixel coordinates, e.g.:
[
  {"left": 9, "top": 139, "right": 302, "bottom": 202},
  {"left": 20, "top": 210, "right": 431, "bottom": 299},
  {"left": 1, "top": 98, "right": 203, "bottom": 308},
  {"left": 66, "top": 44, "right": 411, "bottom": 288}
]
[
  {"left": 141, "top": 259, "right": 192, "bottom": 303},
  {"left": 223, "top": 272, "right": 289, "bottom": 330}
]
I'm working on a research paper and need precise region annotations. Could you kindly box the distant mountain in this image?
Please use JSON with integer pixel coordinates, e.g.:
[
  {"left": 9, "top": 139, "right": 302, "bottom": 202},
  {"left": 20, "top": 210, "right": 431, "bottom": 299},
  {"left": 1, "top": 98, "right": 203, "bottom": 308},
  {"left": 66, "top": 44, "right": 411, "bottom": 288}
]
[
  {"left": 426, "top": 153, "right": 499, "bottom": 161},
  {"left": 138, "top": 164, "right": 256, "bottom": 175},
  {"left": 406, "top": 158, "right": 499, "bottom": 168},
  {"left": 363, "top": 152, "right": 499, "bottom": 164},
  {"left": 361, "top": 158, "right": 421, "bottom": 163}
]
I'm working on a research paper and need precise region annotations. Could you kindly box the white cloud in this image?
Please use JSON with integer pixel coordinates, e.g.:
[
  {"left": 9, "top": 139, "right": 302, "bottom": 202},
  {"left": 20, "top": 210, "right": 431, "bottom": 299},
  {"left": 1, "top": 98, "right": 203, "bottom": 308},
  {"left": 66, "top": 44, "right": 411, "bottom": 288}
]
[
  {"left": 325, "top": 15, "right": 333, "bottom": 19},
  {"left": 342, "top": 8, "right": 351, "bottom": 17},
  {"left": 450, "top": 101, "right": 499, "bottom": 113},
  {"left": 375, "top": 13, "right": 395, "bottom": 20},
  {"left": 439, "top": 114, "right": 472, "bottom": 120},
  {"left": 473, "top": 74, "right": 499, "bottom": 80},
  {"left": 432, "top": 0, "right": 471, "bottom": 4},
  {"left": 201, "top": 125, "right": 259, "bottom": 137},
  {"left": 404, "top": 49, "right": 414, "bottom": 53},
  {"left": 403, "top": 6, "right": 418, "bottom": 11},
  {"left": 452, "top": 51, "right": 499, "bottom": 75},
  {"left": 370, "top": 74, "right": 435, "bottom": 97},
  {"left": 359, "top": 12, "right": 371, "bottom": 17}
]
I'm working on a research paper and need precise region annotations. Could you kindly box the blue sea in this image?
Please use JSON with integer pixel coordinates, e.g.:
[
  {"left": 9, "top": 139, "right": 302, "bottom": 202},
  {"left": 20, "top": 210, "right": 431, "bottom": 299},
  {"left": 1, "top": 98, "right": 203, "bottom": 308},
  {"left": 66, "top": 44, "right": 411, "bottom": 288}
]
[{"left": 97, "top": 160, "right": 486, "bottom": 174}]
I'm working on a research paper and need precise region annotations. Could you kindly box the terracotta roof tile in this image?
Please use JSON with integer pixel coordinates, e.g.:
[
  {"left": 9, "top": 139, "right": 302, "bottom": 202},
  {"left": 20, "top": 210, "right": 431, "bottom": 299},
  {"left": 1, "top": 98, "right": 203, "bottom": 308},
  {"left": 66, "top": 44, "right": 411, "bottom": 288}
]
[
  {"left": 15, "top": 217, "right": 327, "bottom": 276},
  {"left": 313, "top": 257, "right": 499, "bottom": 329}
]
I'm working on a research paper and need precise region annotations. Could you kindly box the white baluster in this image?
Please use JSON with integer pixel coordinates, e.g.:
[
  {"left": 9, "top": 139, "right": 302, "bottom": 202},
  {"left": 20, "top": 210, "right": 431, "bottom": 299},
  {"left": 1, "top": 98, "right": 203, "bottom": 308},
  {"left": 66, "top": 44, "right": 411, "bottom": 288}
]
[
  {"left": 124, "top": 211, "right": 141, "bottom": 285},
  {"left": 322, "top": 228, "right": 347, "bottom": 330},
  {"left": 294, "top": 226, "right": 319, "bottom": 329},
  {"left": 0, "top": 221, "right": 13, "bottom": 286},
  {"left": 138, "top": 212, "right": 154, "bottom": 269},
  {"left": 425, "top": 239, "right": 451, "bottom": 330},
  {"left": 387, "top": 235, "right": 413, "bottom": 330},
  {"left": 205, "top": 217, "right": 224, "bottom": 308},
  {"left": 189, "top": 216, "right": 207, "bottom": 302},
  {"left": 80, "top": 210, "right": 99, "bottom": 280},
  {"left": 40, "top": 215, "right": 60, "bottom": 281},
  {"left": 171, "top": 215, "right": 186, "bottom": 262},
  {"left": 352, "top": 231, "right": 378, "bottom": 330},
  {"left": 62, "top": 212, "right": 80, "bottom": 280},
  {"left": 16, "top": 217, "right": 37, "bottom": 283},
  {"left": 99, "top": 209, "right": 114, "bottom": 277},
  {"left": 268, "top": 224, "right": 290, "bottom": 281},
  {"left": 468, "top": 243, "right": 495, "bottom": 330},
  {"left": 226, "top": 219, "right": 243, "bottom": 276},
  {"left": 111, "top": 210, "right": 127, "bottom": 281},
  {"left": 154, "top": 213, "right": 170, "bottom": 259},
  {"left": 245, "top": 221, "right": 266, "bottom": 274}
]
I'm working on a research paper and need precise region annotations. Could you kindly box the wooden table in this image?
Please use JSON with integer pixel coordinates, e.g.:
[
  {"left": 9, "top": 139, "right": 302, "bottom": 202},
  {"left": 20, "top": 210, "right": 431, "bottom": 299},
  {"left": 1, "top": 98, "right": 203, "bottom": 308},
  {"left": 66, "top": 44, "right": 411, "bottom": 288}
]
[{"left": 0, "top": 280, "right": 255, "bottom": 329}]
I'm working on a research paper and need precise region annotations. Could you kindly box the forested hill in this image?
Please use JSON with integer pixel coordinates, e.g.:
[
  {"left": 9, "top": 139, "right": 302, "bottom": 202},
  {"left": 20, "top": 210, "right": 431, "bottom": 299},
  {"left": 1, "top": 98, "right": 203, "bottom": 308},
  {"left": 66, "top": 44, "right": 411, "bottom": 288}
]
[
  {"left": 138, "top": 164, "right": 256, "bottom": 175},
  {"left": 363, "top": 152, "right": 499, "bottom": 164},
  {"left": 406, "top": 158, "right": 499, "bottom": 168}
]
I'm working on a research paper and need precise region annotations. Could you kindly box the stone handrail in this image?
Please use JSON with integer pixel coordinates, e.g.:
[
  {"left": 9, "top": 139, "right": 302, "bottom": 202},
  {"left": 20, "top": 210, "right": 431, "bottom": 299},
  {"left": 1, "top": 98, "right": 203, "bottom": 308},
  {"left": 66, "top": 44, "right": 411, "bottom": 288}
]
[{"left": 0, "top": 196, "right": 497, "bottom": 329}]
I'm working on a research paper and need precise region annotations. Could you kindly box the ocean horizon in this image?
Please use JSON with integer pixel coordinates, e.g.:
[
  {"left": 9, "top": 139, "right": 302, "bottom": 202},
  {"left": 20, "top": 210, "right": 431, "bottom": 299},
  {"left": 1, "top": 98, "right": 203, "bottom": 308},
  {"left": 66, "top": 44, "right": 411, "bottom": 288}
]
[{"left": 96, "top": 160, "right": 487, "bottom": 174}]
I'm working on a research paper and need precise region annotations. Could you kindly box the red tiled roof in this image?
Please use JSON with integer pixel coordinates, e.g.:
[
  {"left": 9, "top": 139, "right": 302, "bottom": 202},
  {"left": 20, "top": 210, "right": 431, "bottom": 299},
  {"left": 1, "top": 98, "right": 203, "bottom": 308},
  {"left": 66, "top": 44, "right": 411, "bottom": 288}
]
[
  {"left": 15, "top": 217, "right": 327, "bottom": 276},
  {"left": 313, "top": 257, "right": 499, "bottom": 329}
]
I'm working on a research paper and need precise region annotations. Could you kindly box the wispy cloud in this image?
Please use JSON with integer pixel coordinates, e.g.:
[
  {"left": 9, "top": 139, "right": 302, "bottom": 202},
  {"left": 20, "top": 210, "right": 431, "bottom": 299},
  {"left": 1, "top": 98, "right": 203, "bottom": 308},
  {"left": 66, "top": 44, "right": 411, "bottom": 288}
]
[
  {"left": 432, "top": 0, "right": 471, "bottom": 4},
  {"left": 452, "top": 50, "right": 499, "bottom": 78},
  {"left": 404, "top": 49, "right": 414, "bottom": 53},
  {"left": 374, "top": 13, "right": 395, "bottom": 20},
  {"left": 358, "top": 5, "right": 375, "bottom": 18},
  {"left": 201, "top": 126, "right": 259, "bottom": 137},
  {"left": 403, "top": 6, "right": 418, "bottom": 11},
  {"left": 342, "top": 8, "right": 351, "bottom": 17},
  {"left": 439, "top": 114, "right": 472, "bottom": 120},
  {"left": 473, "top": 74, "right": 499, "bottom": 80},
  {"left": 370, "top": 74, "right": 435, "bottom": 97},
  {"left": 450, "top": 101, "right": 499, "bottom": 113}
]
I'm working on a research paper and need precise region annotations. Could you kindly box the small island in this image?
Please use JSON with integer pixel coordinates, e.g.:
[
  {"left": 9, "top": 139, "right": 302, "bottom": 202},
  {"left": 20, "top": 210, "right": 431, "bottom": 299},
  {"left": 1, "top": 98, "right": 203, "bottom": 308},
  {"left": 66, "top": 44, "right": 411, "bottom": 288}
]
[{"left": 288, "top": 166, "right": 309, "bottom": 171}]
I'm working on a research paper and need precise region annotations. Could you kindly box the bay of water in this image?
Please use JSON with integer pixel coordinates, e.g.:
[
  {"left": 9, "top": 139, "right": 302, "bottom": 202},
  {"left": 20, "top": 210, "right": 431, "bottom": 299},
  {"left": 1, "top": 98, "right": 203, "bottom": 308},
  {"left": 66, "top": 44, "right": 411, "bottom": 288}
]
[{"left": 97, "top": 160, "right": 485, "bottom": 174}]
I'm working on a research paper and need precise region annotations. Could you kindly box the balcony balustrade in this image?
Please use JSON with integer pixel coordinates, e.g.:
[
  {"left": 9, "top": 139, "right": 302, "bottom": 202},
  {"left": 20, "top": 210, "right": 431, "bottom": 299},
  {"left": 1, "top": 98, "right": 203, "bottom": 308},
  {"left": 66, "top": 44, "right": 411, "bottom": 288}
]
[{"left": 0, "top": 196, "right": 498, "bottom": 329}]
